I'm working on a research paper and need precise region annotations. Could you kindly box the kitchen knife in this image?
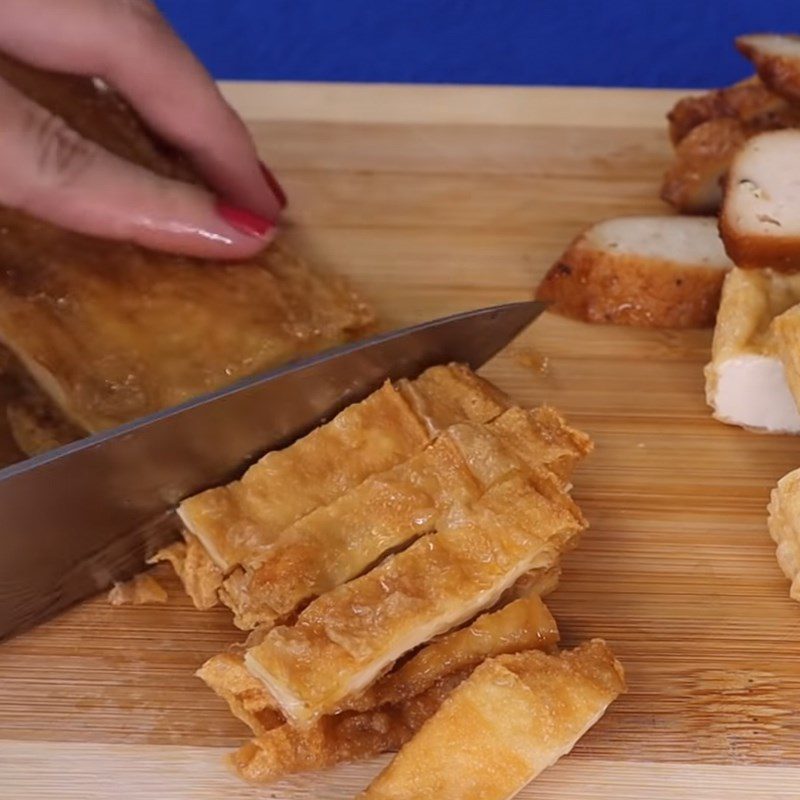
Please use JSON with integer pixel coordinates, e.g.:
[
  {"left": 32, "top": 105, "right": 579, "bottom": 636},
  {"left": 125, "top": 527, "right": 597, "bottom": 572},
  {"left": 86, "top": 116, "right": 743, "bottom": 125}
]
[{"left": 0, "top": 300, "right": 545, "bottom": 638}]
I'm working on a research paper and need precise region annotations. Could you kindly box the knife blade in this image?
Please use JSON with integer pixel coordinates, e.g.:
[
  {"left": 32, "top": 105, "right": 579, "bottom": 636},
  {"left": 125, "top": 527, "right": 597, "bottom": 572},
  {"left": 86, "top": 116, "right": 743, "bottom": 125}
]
[{"left": 0, "top": 300, "right": 545, "bottom": 638}]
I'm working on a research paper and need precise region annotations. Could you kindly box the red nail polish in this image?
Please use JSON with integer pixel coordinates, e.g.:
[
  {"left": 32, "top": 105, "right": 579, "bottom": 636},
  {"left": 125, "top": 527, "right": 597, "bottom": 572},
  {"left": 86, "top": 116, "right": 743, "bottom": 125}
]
[
  {"left": 216, "top": 201, "right": 274, "bottom": 238},
  {"left": 260, "top": 161, "right": 288, "bottom": 209}
]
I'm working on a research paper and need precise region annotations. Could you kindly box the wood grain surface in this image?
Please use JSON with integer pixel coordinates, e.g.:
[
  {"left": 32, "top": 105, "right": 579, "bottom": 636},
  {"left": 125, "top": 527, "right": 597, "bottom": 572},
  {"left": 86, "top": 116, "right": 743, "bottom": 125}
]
[{"left": 2, "top": 82, "right": 800, "bottom": 799}]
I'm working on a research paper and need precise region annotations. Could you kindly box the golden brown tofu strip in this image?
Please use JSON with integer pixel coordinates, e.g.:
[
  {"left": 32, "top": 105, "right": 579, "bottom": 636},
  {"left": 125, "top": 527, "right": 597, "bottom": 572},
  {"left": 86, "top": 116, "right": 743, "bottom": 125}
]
[
  {"left": 245, "top": 472, "right": 584, "bottom": 725},
  {"left": 199, "top": 594, "right": 557, "bottom": 737},
  {"left": 179, "top": 365, "right": 510, "bottom": 573},
  {"left": 359, "top": 640, "right": 625, "bottom": 800},
  {"left": 219, "top": 406, "right": 589, "bottom": 630}
]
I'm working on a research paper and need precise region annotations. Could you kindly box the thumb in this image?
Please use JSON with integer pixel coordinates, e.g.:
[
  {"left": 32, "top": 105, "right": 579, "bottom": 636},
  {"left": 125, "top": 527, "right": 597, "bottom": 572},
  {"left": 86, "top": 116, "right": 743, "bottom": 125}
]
[{"left": 0, "top": 77, "right": 275, "bottom": 259}]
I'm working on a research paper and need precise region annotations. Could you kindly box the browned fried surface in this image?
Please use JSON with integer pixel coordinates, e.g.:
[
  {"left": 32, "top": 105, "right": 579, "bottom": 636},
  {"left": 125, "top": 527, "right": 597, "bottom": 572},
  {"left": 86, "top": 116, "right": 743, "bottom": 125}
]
[
  {"left": 359, "top": 640, "right": 625, "bottom": 800},
  {"left": 737, "top": 35, "right": 800, "bottom": 105},
  {"left": 667, "top": 76, "right": 797, "bottom": 145},
  {"left": 661, "top": 117, "right": 751, "bottom": 214},
  {"left": 245, "top": 471, "right": 584, "bottom": 724},
  {"left": 0, "top": 56, "right": 373, "bottom": 439}
]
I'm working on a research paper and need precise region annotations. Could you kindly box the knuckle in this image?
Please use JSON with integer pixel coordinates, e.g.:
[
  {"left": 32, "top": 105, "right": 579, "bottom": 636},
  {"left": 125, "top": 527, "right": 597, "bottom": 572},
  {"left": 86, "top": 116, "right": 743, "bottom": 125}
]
[{"left": 24, "top": 107, "right": 98, "bottom": 188}]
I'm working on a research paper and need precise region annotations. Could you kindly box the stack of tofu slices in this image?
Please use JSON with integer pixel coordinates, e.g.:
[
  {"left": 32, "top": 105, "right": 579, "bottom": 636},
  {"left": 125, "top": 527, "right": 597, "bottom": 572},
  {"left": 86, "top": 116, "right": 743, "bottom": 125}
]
[{"left": 157, "top": 363, "right": 625, "bottom": 798}]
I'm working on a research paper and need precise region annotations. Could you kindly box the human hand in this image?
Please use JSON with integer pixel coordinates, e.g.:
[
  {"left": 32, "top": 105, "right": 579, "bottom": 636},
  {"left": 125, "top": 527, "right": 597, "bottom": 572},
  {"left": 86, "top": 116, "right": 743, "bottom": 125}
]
[{"left": 0, "top": 0, "right": 286, "bottom": 258}]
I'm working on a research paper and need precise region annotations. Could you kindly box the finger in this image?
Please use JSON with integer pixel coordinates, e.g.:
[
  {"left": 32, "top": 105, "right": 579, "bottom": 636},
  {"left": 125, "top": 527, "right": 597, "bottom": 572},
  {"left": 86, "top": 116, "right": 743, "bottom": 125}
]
[
  {"left": 0, "top": 78, "right": 274, "bottom": 259},
  {"left": 0, "top": 0, "right": 286, "bottom": 219}
]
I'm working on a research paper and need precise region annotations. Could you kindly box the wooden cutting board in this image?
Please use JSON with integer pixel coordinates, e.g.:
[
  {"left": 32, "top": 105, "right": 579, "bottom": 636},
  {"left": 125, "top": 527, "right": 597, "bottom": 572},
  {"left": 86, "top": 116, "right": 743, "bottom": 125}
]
[{"left": 2, "top": 82, "right": 800, "bottom": 800}]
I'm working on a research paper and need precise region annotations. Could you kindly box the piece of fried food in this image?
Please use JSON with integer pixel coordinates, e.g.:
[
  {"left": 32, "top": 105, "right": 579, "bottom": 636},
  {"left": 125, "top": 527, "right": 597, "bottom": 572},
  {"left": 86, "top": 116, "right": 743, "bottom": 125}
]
[
  {"left": 148, "top": 534, "right": 224, "bottom": 611},
  {"left": 107, "top": 573, "right": 168, "bottom": 606},
  {"left": 359, "top": 640, "right": 625, "bottom": 800},
  {"left": 768, "top": 468, "right": 800, "bottom": 602},
  {"left": 737, "top": 35, "right": 800, "bottom": 106},
  {"left": 536, "top": 216, "right": 733, "bottom": 328},
  {"left": 705, "top": 267, "right": 800, "bottom": 433},
  {"left": 201, "top": 594, "right": 558, "bottom": 745},
  {"left": 178, "top": 365, "right": 510, "bottom": 575},
  {"left": 244, "top": 471, "right": 585, "bottom": 725},
  {"left": 720, "top": 130, "right": 800, "bottom": 271},
  {"left": 0, "top": 54, "right": 374, "bottom": 451},
  {"left": 661, "top": 117, "right": 752, "bottom": 215},
  {"left": 219, "top": 407, "right": 590, "bottom": 630},
  {"left": 666, "top": 76, "right": 800, "bottom": 146}
]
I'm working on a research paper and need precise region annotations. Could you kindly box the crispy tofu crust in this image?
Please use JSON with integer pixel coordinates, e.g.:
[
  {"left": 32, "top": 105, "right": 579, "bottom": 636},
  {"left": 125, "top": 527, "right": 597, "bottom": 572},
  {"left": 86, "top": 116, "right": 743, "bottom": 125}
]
[
  {"left": 359, "top": 640, "right": 625, "bottom": 800},
  {"left": 768, "top": 469, "right": 800, "bottom": 602},
  {"left": 737, "top": 35, "right": 800, "bottom": 106},
  {"left": 667, "top": 76, "right": 798, "bottom": 145},
  {"left": 179, "top": 365, "right": 510, "bottom": 574},
  {"left": 148, "top": 534, "right": 223, "bottom": 611},
  {"left": 0, "top": 55, "right": 374, "bottom": 444},
  {"left": 245, "top": 471, "right": 585, "bottom": 725},
  {"left": 536, "top": 216, "right": 732, "bottom": 328},
  {"left": 219, "top": 406, "right": 590, "bottom": 630}
]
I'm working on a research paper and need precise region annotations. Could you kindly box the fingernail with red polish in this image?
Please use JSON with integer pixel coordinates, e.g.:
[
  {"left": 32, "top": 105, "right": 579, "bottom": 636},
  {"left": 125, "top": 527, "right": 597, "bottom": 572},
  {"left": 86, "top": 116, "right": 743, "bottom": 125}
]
[
  {"left": 260, "top": 161, "right": 288, "bottom": 209},
  {"left": 216, "top": 201, "right": 274, "bottom": 238}
]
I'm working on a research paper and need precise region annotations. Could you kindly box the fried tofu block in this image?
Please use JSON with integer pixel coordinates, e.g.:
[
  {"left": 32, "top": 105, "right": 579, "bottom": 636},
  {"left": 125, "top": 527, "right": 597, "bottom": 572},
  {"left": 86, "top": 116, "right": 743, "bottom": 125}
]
[
  {"left": 768, "top": 468, "right": 800, "bottom": 602},
  {"left": 0, "top": 55, "right": 374, "bottom": 447},
  {"left": 705, "top": 267, "right": 800, "bottom": 433},
  {"left": 219, "top": 407, "right": 590, "bottom": 630},
  {"left": 721, "top": 130, "right": 800, "bottom": 271},
  {"left": 179, "top": 365, "right": 510, "bottom": 573},
  {"left": 661, "top": 118, "right": 751, "bottom": 215},
  {"left": 244, "top": 472, "right": 585, "bottom": 725},
  {"left": 499, "top": 563, "right": 562, "bottom": 604},
  {"left": 148, "top": 534, "right": 224, "bottom": 611},
  {"left": 737, "top": 35, "right": 800, "bottom": 106},
  {"left": 231, "top": 670, "right": 466, "bottom": 784},
  {"left": 359, "top": 640, "right": 625, "bottom": 800},
  {"left": 536, "top": 216, "right": 733, "bottom": 328},
  {"left": 107, "top": 573, "right": 168, "bottom": 606},
  {"left": 667, "top": 76, "right": 795, "bottom": 145}
]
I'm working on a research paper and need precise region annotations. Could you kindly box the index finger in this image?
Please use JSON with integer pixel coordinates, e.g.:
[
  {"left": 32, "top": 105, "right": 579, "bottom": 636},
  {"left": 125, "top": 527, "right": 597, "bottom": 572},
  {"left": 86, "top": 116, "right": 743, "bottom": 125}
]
[{"left": 0, "top": 0, "right": 285, "bottom": 219}]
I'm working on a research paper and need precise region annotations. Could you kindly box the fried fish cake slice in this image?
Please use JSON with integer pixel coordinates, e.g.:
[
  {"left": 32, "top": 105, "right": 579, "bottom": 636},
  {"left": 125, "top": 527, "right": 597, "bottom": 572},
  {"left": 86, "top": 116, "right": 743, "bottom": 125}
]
[
  {"left": 179, "top": 365, "right": 510, "bottom": 573},
  {"left": 244, "top": 471, "right": 585, "bottom": 725},
  {"left": 200, "top": 594, "right": 558, "bottom": 738},
  {"left": 220, "top": 407, "right": 589, "bottom": 630},
  {"left": 359, "top": 640, "right": 625, "bottom": 800}
]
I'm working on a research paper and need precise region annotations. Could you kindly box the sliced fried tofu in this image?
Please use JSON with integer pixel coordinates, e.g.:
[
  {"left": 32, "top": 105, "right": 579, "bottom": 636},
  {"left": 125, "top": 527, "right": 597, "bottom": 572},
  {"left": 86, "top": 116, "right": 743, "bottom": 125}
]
[
  {"left": 721, "top": 130, "right": 800, "bottom": 271},
  {"left": 737, "top": 35, "right": 800, "bottom": 105},
  {"left": 178, "top": 365, "right": 509, "bottom": 574},
  {"left": 208, "top": 594, "right": 556, "bottom": 749},
  {"left": 705, "top": 268, "right": 800, "bottom": 433},
  {"left": 219, "top": 407, "right": 590, "bottom": 630},
  {"left": 661, "top": 118, "right": 752, "bottom": 215},
  {"left": 244, "top": 471, "right": 585, "bottom": 725},
  {"left": 667, "top": 76, "right": 794, "bottom": 145},
  {"left": 228, "top": 596, "right": 558, "bottom": 781},
  {"left": 768, "top": 468, "right": 800, "bottom": 601},
  {"left": 359, "top": 640, "right": 625, "bottom": 800},
  {"left": 536, "top": 216, "right": 733, "bottom": 328}
]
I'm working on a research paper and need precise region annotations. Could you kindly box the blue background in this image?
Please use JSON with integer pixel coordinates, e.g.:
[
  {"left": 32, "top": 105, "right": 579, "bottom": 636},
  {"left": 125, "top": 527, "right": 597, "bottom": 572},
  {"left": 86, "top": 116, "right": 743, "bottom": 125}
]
[{"left": 158, "top": 0, "right": 796, "bottom": 88}]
